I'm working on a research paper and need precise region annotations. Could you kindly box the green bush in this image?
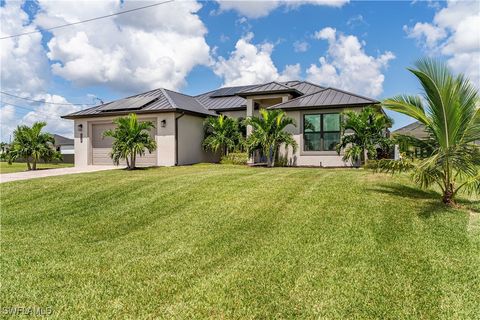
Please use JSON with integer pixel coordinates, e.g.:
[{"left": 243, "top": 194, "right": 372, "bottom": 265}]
[{"left": 220, "top": 152, "right": 248, "bottom": 165}]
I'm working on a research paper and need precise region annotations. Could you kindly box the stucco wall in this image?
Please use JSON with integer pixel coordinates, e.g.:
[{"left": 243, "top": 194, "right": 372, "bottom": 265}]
[
  {"left": 73, "top": 113, "right": 177, "bottom": 167},
  {"left": 279, "top": 107, "right": 363, "bottom": 167},
  {"left": 177, "top": 114, "right": 219, "bottom": 165}
]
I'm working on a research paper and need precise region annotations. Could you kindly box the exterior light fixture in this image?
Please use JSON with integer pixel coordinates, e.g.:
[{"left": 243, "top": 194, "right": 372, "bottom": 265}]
[
  {"left": 77, "top": 124, "right": 83, "bottom": 132},
  {"left": 161, "top": 119, "right": 166, "bottom": 128}
]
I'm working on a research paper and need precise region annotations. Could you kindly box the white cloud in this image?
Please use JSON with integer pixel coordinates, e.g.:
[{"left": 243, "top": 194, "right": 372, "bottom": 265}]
[
  {"left": 403, "top": 22, "right": 446, "bottom": 49},
  {"left": 293, "top": 40, "right": 309, "bottom": 52},
  {"left": 307, "top": 27, "right": 395, "bottom": 97},
  {"left": 0, "top": 0, "right": 49, "bottom": 95},
  {"left": 0, "top": 105, "right": 17, "bottom": 142},
  {"left": 215, "top": 0, "right": 348, "bottom": 19},
  {"left": 404, "top": 0, "right": 480, "bottom": 87},
  {"left": 35, "top": 0, "right": 211, "bottom": 93},
  {"left": 213, "top": 33, "right": 300, "bottom": 86},
  {"left": 346, "top": 14, "right": 366, "bottom": 28},
  {"left": 20, "top": 95, "right": 82, "bottom": 139}
]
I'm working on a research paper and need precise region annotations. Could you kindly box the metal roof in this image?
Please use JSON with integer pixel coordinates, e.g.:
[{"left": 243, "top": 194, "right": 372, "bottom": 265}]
[
  {"left": 63, "top": 88, "right": 215, "bottom": 119},
  {"left": 392, "top": 121, "right": 429, "bottom": 139},
  {"left": 63, "top": 80, "right": 378, "bottom": 118},
  {"left": 53, "top": 134, "right": 73, "bottom": 146},
  {"left": 237, "top": 81, "right": 302, "bottom": 97},
  {"left": 268, "top": 87, "right": 379, "bottom": 110}
]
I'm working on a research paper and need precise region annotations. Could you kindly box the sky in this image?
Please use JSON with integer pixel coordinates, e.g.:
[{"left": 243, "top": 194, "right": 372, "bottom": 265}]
[{"left": 1, "top": 0, "right": 479, "bottom": 140}]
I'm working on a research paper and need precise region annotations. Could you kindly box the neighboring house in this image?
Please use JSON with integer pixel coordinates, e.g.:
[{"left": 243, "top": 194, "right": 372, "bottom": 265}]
[
  {"left": 53, "top": 134, "right": 75, "bottom": 163},
  {"left": 392, "top": 121, "right": 429, "bottom": 140},
  {"left": 62, "top": 80, "right": 380, "bottom": 167}
]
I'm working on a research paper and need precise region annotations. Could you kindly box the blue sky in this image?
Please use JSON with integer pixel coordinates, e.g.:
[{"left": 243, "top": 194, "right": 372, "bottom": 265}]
[{"left": 1, "top": 0, "right": 479, "bottom": 139}]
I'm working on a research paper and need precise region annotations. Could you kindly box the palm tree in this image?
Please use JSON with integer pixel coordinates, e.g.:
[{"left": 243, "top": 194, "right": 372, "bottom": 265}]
[
  {"left": 5, "top": 122, "right": 60, "bottom": 170},
  {"left": 203, "top": 115, "right": 241, "bottom": 156},
  {"left": 244, "top": 109, "right": 298, "bottom": 167},
  {"left": 103, "top": 113, "right": 157, "bottom": 170},
  {"left": 336, "top": 106, "right": 393, "bottom": 165},
  {"left": 382, "top": 58, "right": 480, "bottom": 205}
]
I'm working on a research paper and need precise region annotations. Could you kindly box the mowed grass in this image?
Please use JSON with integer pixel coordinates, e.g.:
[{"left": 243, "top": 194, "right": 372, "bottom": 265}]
[
  {"left": 0, "top": 161, "right": 73, "bottom": 174},
  {"left": 1, "top": 164, "right": 479, "bottom": 319}
]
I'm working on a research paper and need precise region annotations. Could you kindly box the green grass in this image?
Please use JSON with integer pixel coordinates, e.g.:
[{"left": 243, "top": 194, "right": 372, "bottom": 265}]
[
  {"left": 1, "top": 164, "right": 479, "bottom": 319},
  {"left": 0, "top": 161, "right": 73, "bottom": 174}
]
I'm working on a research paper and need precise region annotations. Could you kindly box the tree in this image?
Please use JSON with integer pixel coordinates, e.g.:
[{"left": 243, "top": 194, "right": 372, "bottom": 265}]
[
  {"left": 203, "top": 115, "right": 242, "bottom": 156},
  {"left": 336, "top": 106, "right": 393, "bottom": 165},
  {"left": 381, "top": 58, "right": 480, "bottom": 205},
  {"left": 103, "top": 113, "right": 157, "bottom": 170},
  {"left": 5, "top": 122, "right": 61, "bottom": 170},
  {"left": 244, "top": 109, "right": 298, "bottom": 167}
]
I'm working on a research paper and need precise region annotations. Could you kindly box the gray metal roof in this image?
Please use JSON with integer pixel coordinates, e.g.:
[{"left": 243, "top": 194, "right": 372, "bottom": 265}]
[
  {"left": 53, "top": 134, "right": 73, "bottom": 146},
  {"left": 237, "top": 81, "right": 302, "bottom": 97},
  {"left": 268, "top": 87, "right": 379, "bottom": 110},
  {"left": 63, "top": 80, "right": 377, "bottom": 118},
  {"left": 392, "top": 121, "right": 429, "bottom": 139},
  {"left": 63, "top": 88, "right": 215, "bottom": 119},
  {"left": 194, "top": 81, "right": 327, "bottom": 111}
]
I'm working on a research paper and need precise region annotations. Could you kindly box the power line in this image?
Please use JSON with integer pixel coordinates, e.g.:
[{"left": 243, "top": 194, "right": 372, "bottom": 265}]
[
  {"left": 0, "top": 91, "right": 94, "bottom": 106},
  {"left": 0, "top": 0, "right": 175, "bottom": 40},
  {"left": 0, "top": 101, "right": 72, "bottom": 120}
]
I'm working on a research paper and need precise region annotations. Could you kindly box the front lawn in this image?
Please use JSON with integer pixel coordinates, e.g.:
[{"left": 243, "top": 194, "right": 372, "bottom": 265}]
[
  {"left": 1, "top": 165, "right": 479, "bottom": 319},
  {"left": 0, "top": 161, "right": 73, "bottom": 174}
]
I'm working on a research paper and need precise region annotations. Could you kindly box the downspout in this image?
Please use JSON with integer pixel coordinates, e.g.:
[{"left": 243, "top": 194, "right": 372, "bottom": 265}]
[{"left": 175, "top": 112, "right": 185, "bottom": 166}]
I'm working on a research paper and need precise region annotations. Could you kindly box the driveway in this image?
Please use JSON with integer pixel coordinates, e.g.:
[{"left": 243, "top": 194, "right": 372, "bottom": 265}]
[{"left": 0, "top": 165, "right": 122, "bottom": 183}]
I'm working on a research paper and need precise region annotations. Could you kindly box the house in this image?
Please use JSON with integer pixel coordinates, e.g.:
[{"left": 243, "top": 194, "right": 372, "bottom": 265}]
[
  {"left": 53, "top": 134, "right": 75, "bottom": 163},
  {"left": 392, "top": 121, "right": 429, "bottom": 139},
  {"left": 62, "top": 81, "right": 380, "bottom": 167}
]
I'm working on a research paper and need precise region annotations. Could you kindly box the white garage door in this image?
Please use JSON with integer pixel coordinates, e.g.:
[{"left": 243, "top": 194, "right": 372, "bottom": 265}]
[{"left": 91, "top": 122, "right": 157, "bottom": 166}]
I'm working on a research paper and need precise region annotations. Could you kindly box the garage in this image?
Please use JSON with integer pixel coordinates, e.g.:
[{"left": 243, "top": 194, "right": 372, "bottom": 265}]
[{"left": 91, "top": 122, "right": 157, "bottom": 166}]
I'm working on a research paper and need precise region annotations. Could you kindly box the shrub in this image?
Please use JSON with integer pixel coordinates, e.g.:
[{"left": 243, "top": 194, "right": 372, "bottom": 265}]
[{"left": 220, "top": 152, "right": 248, "bottom": 165}]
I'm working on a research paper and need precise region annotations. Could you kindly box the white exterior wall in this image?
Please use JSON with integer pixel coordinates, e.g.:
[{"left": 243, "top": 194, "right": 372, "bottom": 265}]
[
  {"left": 74, "top": 119, "right": 89, "bottom": 167},
  {"left": 177, "top": 114, "right": 219, "bottom": 165}
]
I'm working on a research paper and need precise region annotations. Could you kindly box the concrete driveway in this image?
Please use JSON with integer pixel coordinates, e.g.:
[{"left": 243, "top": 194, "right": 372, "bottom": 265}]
[{"left": 0, "top": 165, "right": 122, "bottom": 183}]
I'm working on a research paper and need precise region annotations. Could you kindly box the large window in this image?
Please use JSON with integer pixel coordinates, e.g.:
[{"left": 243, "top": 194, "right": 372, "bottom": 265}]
[{"left": 303, "top": 113, "right": 341, "bottom": 151}]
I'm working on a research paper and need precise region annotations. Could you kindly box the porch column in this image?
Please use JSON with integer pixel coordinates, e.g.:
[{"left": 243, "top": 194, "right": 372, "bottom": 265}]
[{"left": 246, "top": 98, "right": 254, "bottom": 164}]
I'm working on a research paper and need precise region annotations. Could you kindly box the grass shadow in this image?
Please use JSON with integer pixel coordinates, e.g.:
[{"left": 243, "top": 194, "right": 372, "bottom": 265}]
[{"left": 368, "top": 183, "right": 447, "bottom": 218}]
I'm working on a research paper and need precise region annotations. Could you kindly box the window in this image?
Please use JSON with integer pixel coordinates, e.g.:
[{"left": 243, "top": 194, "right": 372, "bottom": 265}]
[{"left": 303, "top": 113, "right": 341, "bottom": 151}]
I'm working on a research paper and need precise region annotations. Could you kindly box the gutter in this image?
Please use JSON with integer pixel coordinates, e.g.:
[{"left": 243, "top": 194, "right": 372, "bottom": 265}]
[{"left": 174, "top": 112, "right": 185, "bottom": 166}]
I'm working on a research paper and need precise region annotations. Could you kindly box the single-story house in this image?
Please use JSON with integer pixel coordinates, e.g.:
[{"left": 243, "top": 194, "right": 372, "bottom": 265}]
[
  {"left": 53, "top": 134, "right": 75, "bottom": 163},
  {"left": 62, "top": 80, "right": 380, "bottom": 167}
]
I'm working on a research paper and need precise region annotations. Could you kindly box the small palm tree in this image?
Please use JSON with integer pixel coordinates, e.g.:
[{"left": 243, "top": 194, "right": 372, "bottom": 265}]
[
  {"left": 5, "top": 122, "right": 60, "bottom": 170},
  {"left": 203, "top": 115, "right": 241, "bottom": 156},
  {"left": 336, "top": 106, "right": 393, "bottom": 165},
  {"left": 103, "top": 113, "right": 157, "bottom": 170},
  {"left": 382, "top": 58, "right": 480, "bottom": 205},
  {"left": 244, "top": 109, "right": 298, "bottom": 167}
]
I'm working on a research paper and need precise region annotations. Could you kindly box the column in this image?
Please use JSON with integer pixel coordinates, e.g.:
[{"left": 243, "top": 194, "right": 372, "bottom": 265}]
[{"left": 246, "top": 98, "right": 254, "bottom": 164}]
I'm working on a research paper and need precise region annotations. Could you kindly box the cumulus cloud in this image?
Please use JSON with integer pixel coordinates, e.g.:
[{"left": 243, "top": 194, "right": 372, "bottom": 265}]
[
  {"left": 404, "top": 1, "right": 480, "bottom": 87},
  {"left": 293, "top": 40, "right": 309, "bottom": 52},
  {"left": 35, "top": 0, "right": 211, "bottom": 93},
  {"left": 20, "top": 95, "right": 82, "bottom": 138},
  {"left": 215, "top": 0, "right": 348, "bottom": 19},
  {"left": 307, "top": 27, "right": 395, "bottom": 97},
  {"left": 0, "top": 0, "right": 49, "bottom": 95},
  {"left": 213, "top": 33, "right": 300, "bottom": 86}
]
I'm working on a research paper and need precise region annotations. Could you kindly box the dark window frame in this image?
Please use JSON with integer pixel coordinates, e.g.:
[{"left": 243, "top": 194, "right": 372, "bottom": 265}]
[{"left": 303, "top": 113, "right": 341, "bottom": 152}]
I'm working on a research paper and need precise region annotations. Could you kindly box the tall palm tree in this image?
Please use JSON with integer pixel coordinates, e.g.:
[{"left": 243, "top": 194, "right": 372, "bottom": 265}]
[
  {"left": 103, "top": 113, "right": 157, "bottom": 170},
  {"left": 5, "top": 122, "right": 60, "bottom": 170},
  {"left": 244, "top": 109, "right": 298, "bottom": 167},
  {"left": 203, "top": 115, "right": 241, "bottom": 156},
  {"left": 382, "top": 58, "right": 480, "bottom": 204},
  {"left": 336, "top": 106, "right": 393, "bottom": 165}
]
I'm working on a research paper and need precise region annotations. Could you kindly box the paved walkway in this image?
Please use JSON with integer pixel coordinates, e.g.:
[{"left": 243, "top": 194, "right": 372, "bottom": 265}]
[{"left": 0, "top": 165, "right": 122, "bottom": 183}]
